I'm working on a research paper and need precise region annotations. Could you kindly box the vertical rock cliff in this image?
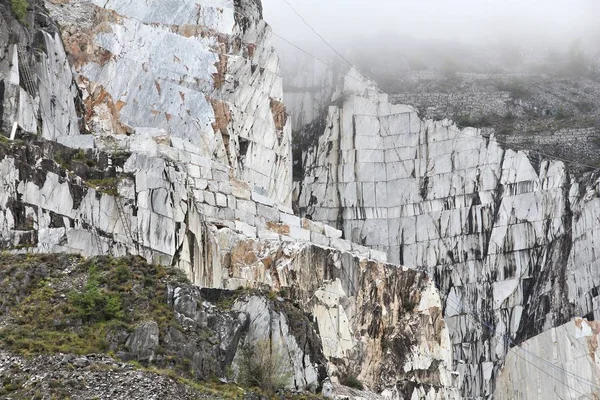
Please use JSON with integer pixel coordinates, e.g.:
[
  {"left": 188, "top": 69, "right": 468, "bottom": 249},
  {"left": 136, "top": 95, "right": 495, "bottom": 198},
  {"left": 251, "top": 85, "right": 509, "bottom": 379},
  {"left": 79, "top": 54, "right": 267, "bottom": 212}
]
[
  {"left": 0, "top": 0, "right": 462, "bottom": 398},
  {"left": 293, "top": 66, "right": 600, "bottom": 398}
]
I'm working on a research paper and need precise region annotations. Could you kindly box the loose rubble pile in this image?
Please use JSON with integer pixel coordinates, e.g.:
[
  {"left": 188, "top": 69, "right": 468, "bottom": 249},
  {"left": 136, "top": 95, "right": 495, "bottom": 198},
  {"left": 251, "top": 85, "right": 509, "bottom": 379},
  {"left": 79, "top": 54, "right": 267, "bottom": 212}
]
[{"left": 0, "top": 351, "right": 218, "bottom": 400}]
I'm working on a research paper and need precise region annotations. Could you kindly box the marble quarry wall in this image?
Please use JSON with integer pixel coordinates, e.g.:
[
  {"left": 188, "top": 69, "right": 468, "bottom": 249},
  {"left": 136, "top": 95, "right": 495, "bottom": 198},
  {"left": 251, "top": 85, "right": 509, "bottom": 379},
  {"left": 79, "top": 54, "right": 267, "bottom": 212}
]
[
  {"left": 0, "top": 0, "right": 463, "bottom": 398},
  {"left": 0, "top": 135, "right": 458, "bottom": 398},
  {"left": 1, "top": 0, "right": 292, "bottom": 206},
  {"left": 494, "top": 318, "right": 600, "bottom": 399},
  {"left": 294, "top": 68, "right": 600, "bottom": 398}
]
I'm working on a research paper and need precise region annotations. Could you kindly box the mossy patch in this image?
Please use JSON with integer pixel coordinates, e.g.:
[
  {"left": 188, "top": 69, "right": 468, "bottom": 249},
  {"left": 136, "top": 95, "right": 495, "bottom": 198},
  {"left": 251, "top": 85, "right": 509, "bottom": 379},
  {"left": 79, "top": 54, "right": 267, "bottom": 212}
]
[
  {"left": 0, "top": 255, "right": 186, "bottom": 356},
  {"left": 86, "top": 177, "right": 120, "bottom": 196},
  {"left": 10, "top": 0, "right": 28, "bottom": 23}
]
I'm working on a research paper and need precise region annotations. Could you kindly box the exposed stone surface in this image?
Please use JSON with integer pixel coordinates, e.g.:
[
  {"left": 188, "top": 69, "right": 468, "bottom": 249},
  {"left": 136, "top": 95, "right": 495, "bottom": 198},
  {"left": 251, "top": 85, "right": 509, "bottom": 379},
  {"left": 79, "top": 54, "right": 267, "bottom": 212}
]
[
  {"left": 0, "top": 2, "right": 83, "bottom": 141},
  {"left": 125, "top": 321, "right": 160, "bottom": 362},
  {"left": 495, "top": 318, "right": 600, "bottom": 399},
  {"left": 11, "top": 0, "right": 596, "bottom": 397},
  {"left": 0, "top": 1, "right": 459, "bottom": 396},
  {"left": 0, "top": 351, "right": 221, "bottom": 399},
  {"left": 293, "top": 66, "right": 600, "bottom": 397},
  {"left": 45, "top": 0, "right": 292, "bottom": 206}
]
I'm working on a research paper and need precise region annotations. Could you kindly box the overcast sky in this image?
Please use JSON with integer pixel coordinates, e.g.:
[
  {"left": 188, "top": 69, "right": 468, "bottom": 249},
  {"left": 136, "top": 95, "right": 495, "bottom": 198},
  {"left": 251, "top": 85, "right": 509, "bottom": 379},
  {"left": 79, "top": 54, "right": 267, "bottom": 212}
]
[{"left": 262, "top": 0, "right": 599, "bottom": 49}]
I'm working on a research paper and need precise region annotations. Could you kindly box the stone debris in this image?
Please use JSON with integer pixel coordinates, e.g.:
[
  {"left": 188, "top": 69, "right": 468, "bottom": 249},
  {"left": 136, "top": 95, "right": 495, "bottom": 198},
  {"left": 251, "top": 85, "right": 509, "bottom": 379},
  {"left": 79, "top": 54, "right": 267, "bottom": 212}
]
[{"left": 0, "top": 351, "right": 219, "bottom": 399}]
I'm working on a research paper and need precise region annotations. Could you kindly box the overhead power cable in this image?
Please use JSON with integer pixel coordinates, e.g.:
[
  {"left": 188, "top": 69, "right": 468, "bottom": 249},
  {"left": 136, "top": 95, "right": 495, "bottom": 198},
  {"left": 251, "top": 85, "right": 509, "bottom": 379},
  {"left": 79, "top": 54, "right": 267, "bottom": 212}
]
[
  {"left": 438, "top": 279, "right": 599, "bottom": 397},
  {"left": 271, "top": 1, "right": 600, "bottom": 396},
  {"left": 273, "top": 0, "right": 600, "bottom": 173}
]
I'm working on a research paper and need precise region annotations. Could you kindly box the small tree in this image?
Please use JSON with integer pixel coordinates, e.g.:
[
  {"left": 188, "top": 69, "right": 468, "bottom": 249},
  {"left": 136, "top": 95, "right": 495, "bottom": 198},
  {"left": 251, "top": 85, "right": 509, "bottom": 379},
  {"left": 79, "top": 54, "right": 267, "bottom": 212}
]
[
  {"left": 69, "top": 265, "right": 123, "bottom": 323},
  {"left": 237, "top": 338, "right": 292, "bottom": 392}
]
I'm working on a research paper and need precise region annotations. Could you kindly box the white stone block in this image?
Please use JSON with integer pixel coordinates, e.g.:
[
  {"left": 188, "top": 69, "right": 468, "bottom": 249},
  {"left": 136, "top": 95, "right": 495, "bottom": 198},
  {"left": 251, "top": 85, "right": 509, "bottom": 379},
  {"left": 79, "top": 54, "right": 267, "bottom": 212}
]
[
  {"left": 257, "top": 204, "right": 279, "bottom": 221},
  {"left": 352, "top": 243, "right": 370, "bottom": 259},
  {"left": 195, "top": 179, "right": 208, "bottom": 190},
  {"left": 237, "top": 199, "right": 257, "bottom": 215},
  {"left": 204, "top": 191, "right": 216, "bottom": 206},
  {"left": 251, "top": 191, "right": 275, "bottom": 207},
  {"left": 311, "top": 232, "right": 330, "bottom": 247},
  {"left": 369, "top": 249, "right": 388, "bottom": 263},
  {"left": 235, "top": 221, "right": 257, "bottom": 238},
  {"left": 323, "top": 224, "right": 342, "bottom": 239},
  {"left": 208, "top": 180, "right": 219, "bottom": 192},
  {"left": 188, "top": 164, "right": 201, "bottom": 178},
  {"left": 302, "top": 218, "right": 324, "bottom": 234},
  {"left": 289, "top": 226, "right": 310, "bottom": 241},
  {"left": 227, "top": 195, "right": 236, "bottom": 209},
  {"left": 231, "top": 179, "right": 251, "bottom": 199},
  {"left": 330, "top": 238, "right": 352, "bottom": 252},
  {"left": 235, "top": 209, "right": 255, "bottom": 226},
  {"left": 201, "top": 204, "right": 219, "bottom": 218},
  {"left": 258, "top": 229, "right": 280, "bottom": 241},
  {"left": 215, "top": 193, "right": 228, "bottom": 207},
  {"left": 193, "top": 190, "right": 204, "bottom": 203},
  {"left": 219, "top": 181, "right": 232, "bottom": 195},
  {"left": 280, "top": 212, "right": 301, "bottom": 227}
]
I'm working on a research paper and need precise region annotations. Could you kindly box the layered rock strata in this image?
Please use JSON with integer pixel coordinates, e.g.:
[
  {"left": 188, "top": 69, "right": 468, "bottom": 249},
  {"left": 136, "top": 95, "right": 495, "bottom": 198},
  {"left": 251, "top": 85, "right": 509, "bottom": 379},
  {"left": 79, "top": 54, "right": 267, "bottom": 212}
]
[
  {"left": 0, "top": 0, "right": 461, "bottom": 398},
  {"left": 295, "top": 68, "right": 600, "bottom": 398}
]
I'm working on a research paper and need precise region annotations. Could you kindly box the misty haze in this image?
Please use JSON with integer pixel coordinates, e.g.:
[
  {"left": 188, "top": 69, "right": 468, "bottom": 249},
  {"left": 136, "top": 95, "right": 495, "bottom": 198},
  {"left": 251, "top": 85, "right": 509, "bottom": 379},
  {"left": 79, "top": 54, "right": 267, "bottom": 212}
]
[
  {"left": 2, "top": 0, "right": 600, "bottom": 398},
  {"left": 265, "top": 0, "right": 600, "bottom": 170}
]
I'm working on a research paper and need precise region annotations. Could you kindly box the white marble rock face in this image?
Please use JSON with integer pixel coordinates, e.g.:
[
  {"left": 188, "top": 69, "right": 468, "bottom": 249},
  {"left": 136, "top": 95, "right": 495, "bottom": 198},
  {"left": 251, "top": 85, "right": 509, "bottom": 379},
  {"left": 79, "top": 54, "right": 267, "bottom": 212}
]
[
  {"left": 294, "top": 67, "right": 600, "bottom": 398},
  {"left": 494, "top": 318, "right": 600, "bottom": 399},
  {"left": 44, "top": 0, "right": 292, "bottom": 207},
  {"left": 0, "top": 1, "right": 462, "bottom": 398}
]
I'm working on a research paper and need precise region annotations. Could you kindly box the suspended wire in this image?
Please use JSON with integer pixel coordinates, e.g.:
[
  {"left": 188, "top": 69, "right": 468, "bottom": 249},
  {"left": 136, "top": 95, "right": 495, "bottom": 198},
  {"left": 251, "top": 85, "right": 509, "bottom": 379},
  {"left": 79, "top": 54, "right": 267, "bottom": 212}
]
[
  {"left": 273, "top": 0, "right": 600, "bottom": 174},
  {"left": 269, "top": 1, "right": 600, "bottom": 396},
  {"left": 438, "top": 279, "right": 600, "bottom": 395},
  {"left": 279, "top": 0, "right": 357, "bottom": 73}
]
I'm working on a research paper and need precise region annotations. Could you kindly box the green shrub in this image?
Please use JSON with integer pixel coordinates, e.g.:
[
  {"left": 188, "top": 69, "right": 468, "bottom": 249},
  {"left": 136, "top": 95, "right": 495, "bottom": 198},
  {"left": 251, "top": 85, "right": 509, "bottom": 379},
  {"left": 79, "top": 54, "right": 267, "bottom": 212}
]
[
  {"left": 10, "top": 0, "right": 28, "bottom": 23},
  {"left": 340, "top": 374, "right": 364, "bottom": 390},
  {"left": 69, "top": 265, "right": 123, "bottom": 323},
  {"left": 237, "top": 339, "right": 292, "bottom": 392}
]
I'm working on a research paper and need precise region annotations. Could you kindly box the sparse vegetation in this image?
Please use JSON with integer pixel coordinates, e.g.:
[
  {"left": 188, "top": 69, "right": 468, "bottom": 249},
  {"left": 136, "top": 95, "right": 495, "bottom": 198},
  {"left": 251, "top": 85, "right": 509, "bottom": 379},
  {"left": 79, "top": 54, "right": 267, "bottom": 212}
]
[
  {"left": 87, "top": 177, "right": 119, "bottom": 196},
  {"left": 68, "top": 265, "right": 124, "bottom": 323},
  {"left": 10, "top": 0, "right": 28, "bottom": 23},
  {"left": 237, "top": 338, "right": 292, "bottom": 392},
  {"left": 339, "top": 374, "right": 364, "bottom": 390},
  {"left": 0, "top": 255, "right": 185, "bottom": 356}
]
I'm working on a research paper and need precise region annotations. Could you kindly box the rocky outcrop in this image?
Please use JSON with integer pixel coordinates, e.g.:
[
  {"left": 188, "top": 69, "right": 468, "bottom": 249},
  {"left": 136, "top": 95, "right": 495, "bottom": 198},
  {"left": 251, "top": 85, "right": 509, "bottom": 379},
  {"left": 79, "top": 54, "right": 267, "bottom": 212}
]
[
  {"left": 45, "top": 0, "right": 292, "bottom": 206},
  {"left": 0, "top": 1, "right": 460, "bottom": 398},
  {"left": 0, "top": 351, "right": 221, "bottom": 399},
  {"left": 293, "top": 67, "right": 600, "bottom": 397},
  {"left": 0, "top": 7, "right": 83, "bottom": 142},
  {"left": 495, "top": 318, "right": 600, "bottom": 399}
]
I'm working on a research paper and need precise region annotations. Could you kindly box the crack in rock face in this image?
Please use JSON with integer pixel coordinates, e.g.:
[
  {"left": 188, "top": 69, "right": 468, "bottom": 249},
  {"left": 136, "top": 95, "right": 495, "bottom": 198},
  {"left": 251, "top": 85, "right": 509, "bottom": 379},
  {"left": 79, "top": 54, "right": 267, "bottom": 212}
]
[
  {"left": 293, "top": 67, "right": 600, "bottom": 398},
  {"left": 7, "top": 0, "right": 600, "bottom": 398}
]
